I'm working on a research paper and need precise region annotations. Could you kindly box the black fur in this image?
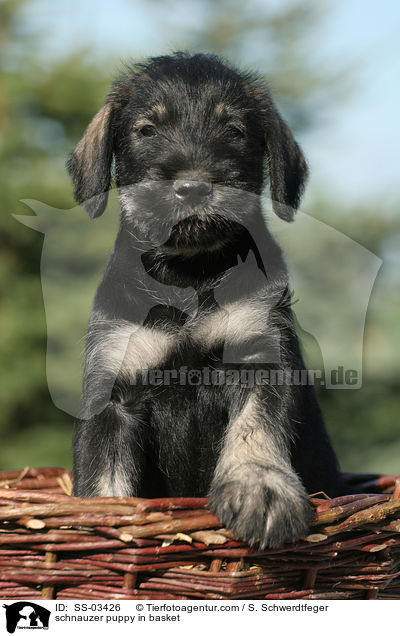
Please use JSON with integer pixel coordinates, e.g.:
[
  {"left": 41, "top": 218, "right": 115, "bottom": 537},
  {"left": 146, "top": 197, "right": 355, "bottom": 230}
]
[{"left": 68, "top": 52, "right": 346, "bottom": 548}]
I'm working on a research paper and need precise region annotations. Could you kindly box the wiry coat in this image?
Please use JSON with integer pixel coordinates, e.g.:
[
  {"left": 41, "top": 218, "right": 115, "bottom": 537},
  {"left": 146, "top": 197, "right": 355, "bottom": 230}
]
[{"left": 68, "top": 53, "right": 346, "bottom": 548}]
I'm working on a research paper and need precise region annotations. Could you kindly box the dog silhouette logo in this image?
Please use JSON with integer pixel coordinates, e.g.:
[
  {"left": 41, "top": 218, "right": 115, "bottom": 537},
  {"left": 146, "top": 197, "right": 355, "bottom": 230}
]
[
  {"left": 3, "top": 602, "right": 50, "bottom": 633},
  {"left": 15, "top": 198, "right": 382, "bottom": 418}
]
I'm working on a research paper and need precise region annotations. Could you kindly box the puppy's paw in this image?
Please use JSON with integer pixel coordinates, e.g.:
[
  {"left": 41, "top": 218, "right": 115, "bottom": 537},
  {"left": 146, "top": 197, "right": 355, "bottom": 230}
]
[{"left": 208, "top": 463, "right": 312, "bottom": 549}]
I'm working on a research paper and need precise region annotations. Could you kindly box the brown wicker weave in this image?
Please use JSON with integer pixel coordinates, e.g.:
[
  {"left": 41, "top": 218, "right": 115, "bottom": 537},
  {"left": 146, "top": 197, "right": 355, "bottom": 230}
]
[{"left": 0, "top": 467, "right": 399, "bottom": 600}]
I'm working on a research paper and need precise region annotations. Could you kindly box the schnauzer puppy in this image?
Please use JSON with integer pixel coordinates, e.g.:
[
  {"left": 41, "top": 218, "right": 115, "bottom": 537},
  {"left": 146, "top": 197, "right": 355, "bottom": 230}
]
[{"left": 68, "top": 52, "right": 347, "bottom": 548}]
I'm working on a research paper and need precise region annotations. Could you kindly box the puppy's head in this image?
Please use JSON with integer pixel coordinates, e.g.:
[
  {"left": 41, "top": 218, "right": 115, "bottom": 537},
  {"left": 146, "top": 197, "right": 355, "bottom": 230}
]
[{"left": 68, "top": 53, "right": 308, "bottom": 245}]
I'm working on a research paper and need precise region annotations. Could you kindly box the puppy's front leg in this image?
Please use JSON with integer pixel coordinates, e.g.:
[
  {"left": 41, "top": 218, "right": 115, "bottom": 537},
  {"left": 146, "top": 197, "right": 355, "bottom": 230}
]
[
  {"left": 208, "top": 391, "right": 312, "bottom": 548},
  {"left": 73, "top": 398, "right": 147, "bottom": 498},
  {"left": 73, "top": 319, "right": 170, "bottom": 498}
]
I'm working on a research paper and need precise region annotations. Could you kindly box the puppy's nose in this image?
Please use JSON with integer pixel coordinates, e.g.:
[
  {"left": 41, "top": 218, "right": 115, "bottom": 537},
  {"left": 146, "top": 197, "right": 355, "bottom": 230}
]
[{"left": 173, "top": 179, "right": 212, "bottom": 203}]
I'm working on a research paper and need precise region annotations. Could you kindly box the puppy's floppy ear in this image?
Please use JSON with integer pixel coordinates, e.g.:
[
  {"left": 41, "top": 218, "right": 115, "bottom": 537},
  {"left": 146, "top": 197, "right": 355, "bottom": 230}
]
[
  {"left": 67, "top": 100, "right": 114, "bottom": 218},
  {"left": 265, "top": 108, "right": 309, "bottom": 221}
]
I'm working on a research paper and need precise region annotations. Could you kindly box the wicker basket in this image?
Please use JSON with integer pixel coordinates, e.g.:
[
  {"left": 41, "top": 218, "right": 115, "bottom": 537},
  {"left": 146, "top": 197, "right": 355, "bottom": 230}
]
[{"left": 0, "top": 467, "right": 399, "bottom": 600}]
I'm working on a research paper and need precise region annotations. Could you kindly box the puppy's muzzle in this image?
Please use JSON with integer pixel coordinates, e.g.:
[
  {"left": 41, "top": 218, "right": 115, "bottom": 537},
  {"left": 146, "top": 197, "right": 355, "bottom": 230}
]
[{"left": 173, "top": 179, "right": 212, "bottom": 204}]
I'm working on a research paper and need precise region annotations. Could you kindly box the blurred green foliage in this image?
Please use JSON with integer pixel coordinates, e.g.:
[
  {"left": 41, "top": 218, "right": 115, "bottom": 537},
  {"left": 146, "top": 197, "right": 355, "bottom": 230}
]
[{"left": 0, "top": 0, "right": 399, "bottom": 474}]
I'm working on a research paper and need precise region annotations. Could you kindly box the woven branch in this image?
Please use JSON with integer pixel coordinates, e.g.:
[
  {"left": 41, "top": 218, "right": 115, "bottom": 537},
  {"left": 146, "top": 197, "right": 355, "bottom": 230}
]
[{"left": 0, "top": 468, "right": 399, "bottom": 600}]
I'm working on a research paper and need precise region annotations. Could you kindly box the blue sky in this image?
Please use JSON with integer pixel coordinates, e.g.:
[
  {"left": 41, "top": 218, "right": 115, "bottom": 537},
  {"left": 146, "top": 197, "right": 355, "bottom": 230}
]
[
  {"left": 303, "top": 1, "right": 400, "bottom": 206},
  {"left": 22, "top": 0, "right": 400, "bottom": 207}
]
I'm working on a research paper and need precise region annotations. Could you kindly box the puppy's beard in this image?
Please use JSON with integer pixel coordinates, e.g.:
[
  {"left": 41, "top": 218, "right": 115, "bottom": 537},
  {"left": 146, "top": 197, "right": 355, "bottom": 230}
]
[
  {"left": 118, "top": 182, "right": 261, "bottom": 249},
  {"left": 160, "top": 238, "right": 229, "bottom": 257}
]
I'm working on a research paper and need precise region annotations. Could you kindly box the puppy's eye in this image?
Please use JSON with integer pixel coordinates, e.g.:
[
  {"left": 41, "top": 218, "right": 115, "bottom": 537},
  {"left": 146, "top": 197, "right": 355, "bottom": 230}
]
[
  {"left": 225, "top": 125, "right": 245, "bottom": 139},
  {"left": 138, "top": 124, "right": 157, "bottom": 137}
]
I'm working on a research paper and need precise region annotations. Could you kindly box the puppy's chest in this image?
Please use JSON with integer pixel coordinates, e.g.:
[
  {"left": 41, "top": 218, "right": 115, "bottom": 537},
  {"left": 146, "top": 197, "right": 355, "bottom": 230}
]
[{"left": 101, "top": 300, "right": 271, "bottom": 379}]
